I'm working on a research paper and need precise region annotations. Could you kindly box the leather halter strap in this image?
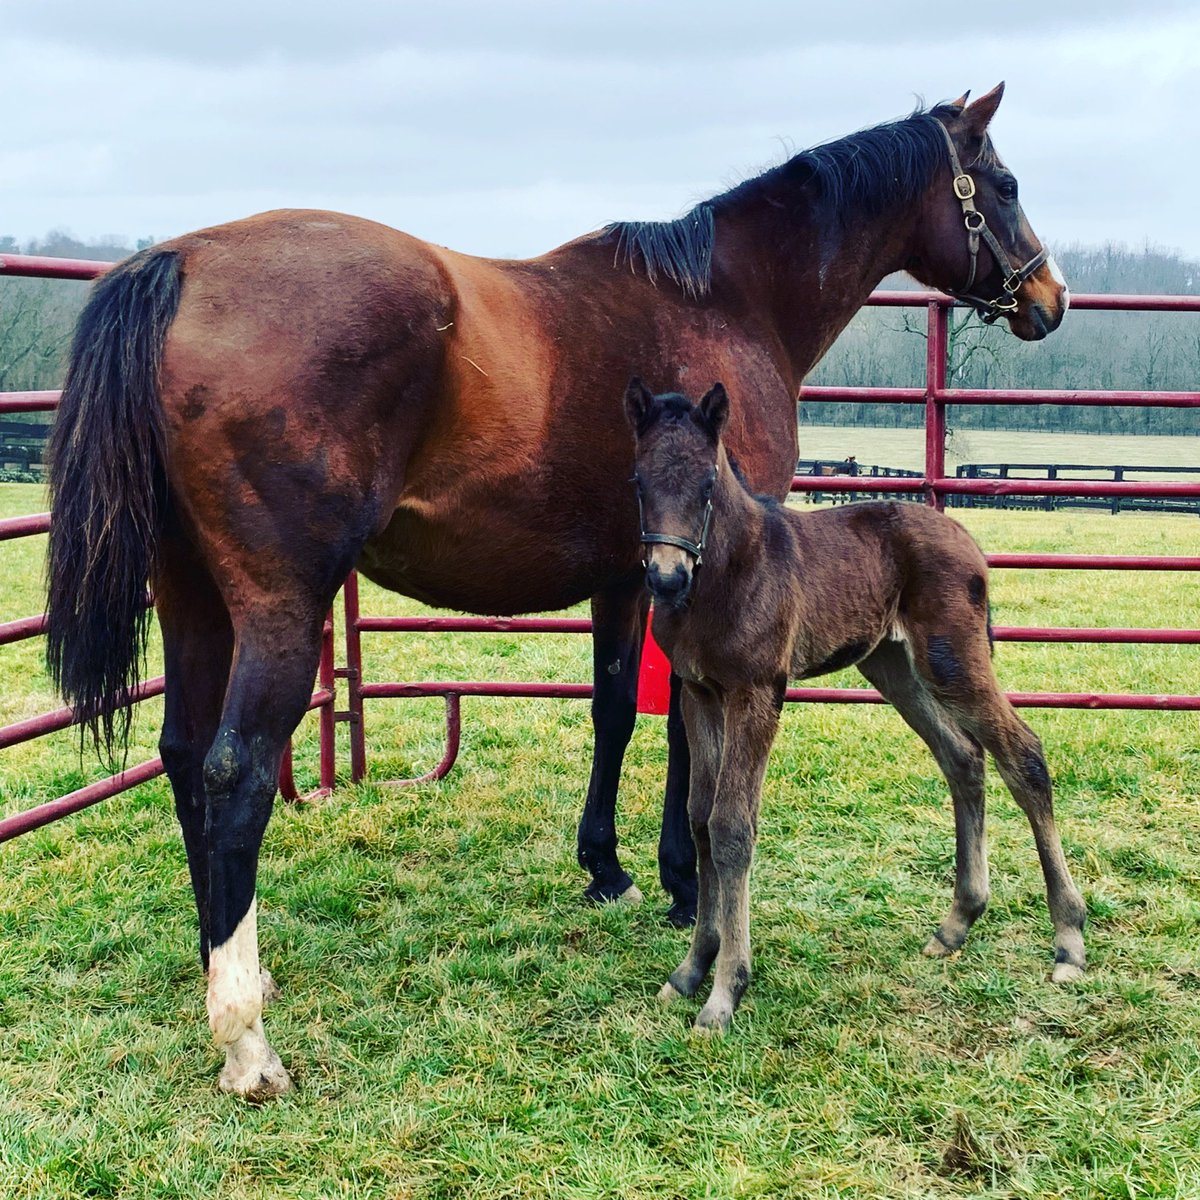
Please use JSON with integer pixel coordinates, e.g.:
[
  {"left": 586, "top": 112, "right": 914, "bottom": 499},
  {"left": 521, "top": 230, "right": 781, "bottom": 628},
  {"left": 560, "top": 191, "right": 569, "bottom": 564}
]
[
  {"left": 637, "top": 490, "right": 713, "bottom": 564},
  {"left": 936, "top": 121, "right": 1049, "bottom": 324}
]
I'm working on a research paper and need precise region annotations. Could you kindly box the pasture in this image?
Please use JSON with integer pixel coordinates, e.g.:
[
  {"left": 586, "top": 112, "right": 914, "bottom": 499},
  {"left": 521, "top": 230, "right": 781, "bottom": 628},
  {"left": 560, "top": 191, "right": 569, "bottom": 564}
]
[
  {"left": 2, "top": 481, "right": 1199, "bottom": 1199},
  {"left": 798, "top": 425, "right": 1200, "bottom": 478}
]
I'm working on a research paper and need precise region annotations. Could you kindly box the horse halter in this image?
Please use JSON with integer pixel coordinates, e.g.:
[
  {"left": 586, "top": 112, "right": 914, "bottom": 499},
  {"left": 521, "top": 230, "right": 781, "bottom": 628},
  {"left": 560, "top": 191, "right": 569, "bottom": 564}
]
[
  {"left": 635, "top": 482, "right": 714, "bottom": 565},
  {"left": 936, "top": 121, "right": 1048, "bottom": 325}
]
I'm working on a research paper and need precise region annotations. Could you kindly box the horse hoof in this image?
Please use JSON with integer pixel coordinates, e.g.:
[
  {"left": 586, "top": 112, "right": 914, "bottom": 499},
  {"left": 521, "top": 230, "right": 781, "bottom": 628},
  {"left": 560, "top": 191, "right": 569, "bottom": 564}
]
[
  {"left": 658, "top": 981, "right": 682, "bottom": 1005},
  {"left": 260, "top": 969, "right": 282, "bottom": 1006},
  {"left": 219, "top": 1051, "right": 292, "bottom": 1103},
  {"left": 1051, "top": 961, "right": 1085, "bottom": 985},
  {"left": 665, "top": 899, "right": 697, "bottom": 928},
  {"left": 583, "top": 874, "right": 639, "bottom": 906}
]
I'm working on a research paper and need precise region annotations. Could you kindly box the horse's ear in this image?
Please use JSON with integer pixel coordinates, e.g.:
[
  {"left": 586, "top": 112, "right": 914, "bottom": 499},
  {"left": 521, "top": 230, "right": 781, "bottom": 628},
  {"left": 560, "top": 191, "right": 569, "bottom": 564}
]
[
  {"left": 624, "top": 376, "right": 655, "bottom": 434},
  {"left": 697, "top": 382, "right": 729, "bottom": 439},
  {"left": 961, "top": 82, "right": 1004, "bottom": 139},
  {"left": 948, "top": 90, "right": 970, "bottom": 111}
]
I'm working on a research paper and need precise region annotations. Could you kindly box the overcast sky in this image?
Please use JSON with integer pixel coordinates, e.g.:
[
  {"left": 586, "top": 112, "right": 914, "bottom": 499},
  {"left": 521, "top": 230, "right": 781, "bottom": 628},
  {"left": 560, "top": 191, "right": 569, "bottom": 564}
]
[{"left": 3, "top": 1, "right": 1197, "bottom": 261}]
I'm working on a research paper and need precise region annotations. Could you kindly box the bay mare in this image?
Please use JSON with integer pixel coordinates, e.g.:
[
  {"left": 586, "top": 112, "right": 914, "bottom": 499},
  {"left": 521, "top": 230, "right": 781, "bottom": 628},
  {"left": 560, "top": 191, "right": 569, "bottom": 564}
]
[
  {"left": 627, "top": 380, "right": 1086, "bottom": 1033},
  {"left": 45, "top": 85, "right": 1066, "bottom": 1097}
]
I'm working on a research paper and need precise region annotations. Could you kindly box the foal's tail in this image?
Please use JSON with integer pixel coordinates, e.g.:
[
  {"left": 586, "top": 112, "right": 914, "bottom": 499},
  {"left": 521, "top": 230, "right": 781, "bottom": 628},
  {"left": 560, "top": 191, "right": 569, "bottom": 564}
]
[{"left": 45, "top": 248, "right": 182, "bottom": 761}]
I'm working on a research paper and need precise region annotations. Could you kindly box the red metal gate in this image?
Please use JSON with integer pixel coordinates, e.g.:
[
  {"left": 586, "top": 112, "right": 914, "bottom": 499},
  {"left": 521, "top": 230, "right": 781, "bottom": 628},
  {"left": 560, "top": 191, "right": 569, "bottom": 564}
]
[{"left": 2, "top": 254, "right": 1198, "bottom": 835}]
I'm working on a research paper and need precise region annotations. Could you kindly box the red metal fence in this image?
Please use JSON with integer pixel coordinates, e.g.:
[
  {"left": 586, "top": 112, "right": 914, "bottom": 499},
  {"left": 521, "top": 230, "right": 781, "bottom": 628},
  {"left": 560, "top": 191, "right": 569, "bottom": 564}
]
[{"left": 2, "top": 254, "right": 1198, "bottom": 836}]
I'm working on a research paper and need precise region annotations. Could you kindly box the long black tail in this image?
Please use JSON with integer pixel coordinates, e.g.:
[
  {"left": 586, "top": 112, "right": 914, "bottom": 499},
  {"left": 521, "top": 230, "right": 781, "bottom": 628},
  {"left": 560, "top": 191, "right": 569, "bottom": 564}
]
[{"left": 46, "top": 248, "right": 182, "bottom": 761}]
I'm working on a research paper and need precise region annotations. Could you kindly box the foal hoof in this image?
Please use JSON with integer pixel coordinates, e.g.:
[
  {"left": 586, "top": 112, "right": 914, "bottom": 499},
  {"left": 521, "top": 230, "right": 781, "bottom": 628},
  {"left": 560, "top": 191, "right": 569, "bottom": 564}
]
[
  {"left": 921, "top": 929, "right": 960, "bottom": 960},
  {"left": 693, "top": 1005, "right": 732, "bottom": 1036},
  {"left": 1051, "top": 961, "right": 1085, "bottom": 985},
  {"left": 657, "top": 981, "right": 683, "bottom": 1006}
]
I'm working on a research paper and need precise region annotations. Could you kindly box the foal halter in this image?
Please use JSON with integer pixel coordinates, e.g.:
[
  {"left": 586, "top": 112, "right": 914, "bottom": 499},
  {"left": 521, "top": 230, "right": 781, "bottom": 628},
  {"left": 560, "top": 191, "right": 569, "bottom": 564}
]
[
  {"left": 636, "top": 487, "right": 714, "bottom": 565},
  {"left": 936, "top": 121, "right": 1048, "bottom": 325}
]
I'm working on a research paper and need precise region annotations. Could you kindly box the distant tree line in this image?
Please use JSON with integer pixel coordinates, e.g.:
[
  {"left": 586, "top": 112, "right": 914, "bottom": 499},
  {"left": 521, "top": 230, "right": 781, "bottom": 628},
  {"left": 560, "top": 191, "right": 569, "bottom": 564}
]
[
  {"left": 0, "top": 234, "right": 1196, "bottom": 435},
  {"left": 0, "top": 231, "right": 145, "bottom": 397},
  {"left": 804, "top": 244, "right": 1200, "bottom": 435}
]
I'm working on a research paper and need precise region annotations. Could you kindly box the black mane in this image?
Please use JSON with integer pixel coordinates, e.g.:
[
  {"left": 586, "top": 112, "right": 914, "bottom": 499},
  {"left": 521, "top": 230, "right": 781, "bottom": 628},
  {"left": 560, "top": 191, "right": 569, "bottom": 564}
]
[{"left": 602, "top": 103, "right": 963, "bottom": 299}]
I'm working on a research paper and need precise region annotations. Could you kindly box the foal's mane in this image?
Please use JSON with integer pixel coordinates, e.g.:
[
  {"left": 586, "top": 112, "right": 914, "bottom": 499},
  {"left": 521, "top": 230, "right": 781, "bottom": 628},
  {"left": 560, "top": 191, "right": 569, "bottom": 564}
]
[{"left": 603, "top": 102, "right": 970, "bottom": 299}]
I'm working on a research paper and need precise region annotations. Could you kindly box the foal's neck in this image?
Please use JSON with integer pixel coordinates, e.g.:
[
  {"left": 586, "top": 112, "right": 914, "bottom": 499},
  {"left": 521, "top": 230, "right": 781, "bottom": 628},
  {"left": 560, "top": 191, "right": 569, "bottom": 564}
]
[{"left": 696, "top": 450, "right": 775, "bottom": 581}]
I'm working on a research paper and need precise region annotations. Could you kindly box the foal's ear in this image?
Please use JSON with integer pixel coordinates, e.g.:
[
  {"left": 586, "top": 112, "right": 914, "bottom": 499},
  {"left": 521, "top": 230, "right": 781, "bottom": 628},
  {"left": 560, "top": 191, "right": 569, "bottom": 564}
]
[
  {"left": 697, "top": 382, "right": 729, "bottom": 439},
  {"left": 624, "top": 376, "right": 655, "bottom": 434}
]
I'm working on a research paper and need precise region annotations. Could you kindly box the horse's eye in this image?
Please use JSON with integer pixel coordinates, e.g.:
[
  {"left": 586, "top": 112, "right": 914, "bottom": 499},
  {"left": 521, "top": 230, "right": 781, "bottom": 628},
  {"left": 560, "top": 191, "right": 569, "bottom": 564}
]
[{"left": 997, "top": 179, "right": 1018, "bottom": 204}]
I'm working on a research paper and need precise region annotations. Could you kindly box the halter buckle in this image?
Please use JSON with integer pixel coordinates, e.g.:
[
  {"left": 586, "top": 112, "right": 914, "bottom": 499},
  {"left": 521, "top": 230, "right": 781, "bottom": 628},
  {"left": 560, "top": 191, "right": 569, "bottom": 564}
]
[{"left": 953, "top": 173, "right": 976, "bottom": 201}]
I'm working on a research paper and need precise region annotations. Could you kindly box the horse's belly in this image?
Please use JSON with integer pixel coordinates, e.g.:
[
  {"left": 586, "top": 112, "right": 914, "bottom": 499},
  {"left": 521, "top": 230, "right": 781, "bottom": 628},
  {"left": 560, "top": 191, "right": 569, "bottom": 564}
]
[{"left": 355, "top": 496, "right": 631, "bottom": 616}]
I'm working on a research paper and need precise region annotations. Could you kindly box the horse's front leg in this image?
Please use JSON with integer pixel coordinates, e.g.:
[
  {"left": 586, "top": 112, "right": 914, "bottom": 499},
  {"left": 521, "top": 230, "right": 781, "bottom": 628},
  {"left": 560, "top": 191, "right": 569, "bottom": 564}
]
[
  {"left": 695, "top": 686, "right": 780, "bottom": 1034},
  {"left": 576, "top": 582, "right": 649, "bottom": 905},
  {"left": 658, "top": 671, "right": 698, "bottom": 925}
]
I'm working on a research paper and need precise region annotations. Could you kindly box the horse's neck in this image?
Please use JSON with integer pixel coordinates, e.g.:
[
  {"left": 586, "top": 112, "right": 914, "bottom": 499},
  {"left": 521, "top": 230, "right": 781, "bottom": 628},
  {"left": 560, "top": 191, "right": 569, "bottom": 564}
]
[{"left": 712, "top": 192, "right": 919, "bottom": 391}]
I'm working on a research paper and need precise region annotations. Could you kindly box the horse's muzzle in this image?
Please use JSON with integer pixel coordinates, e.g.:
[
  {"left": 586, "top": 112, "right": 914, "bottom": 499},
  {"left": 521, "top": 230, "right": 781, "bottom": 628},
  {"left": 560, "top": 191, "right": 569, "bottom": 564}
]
[{"left": 646, "top": 561, "right": 693, "bottom": 607}]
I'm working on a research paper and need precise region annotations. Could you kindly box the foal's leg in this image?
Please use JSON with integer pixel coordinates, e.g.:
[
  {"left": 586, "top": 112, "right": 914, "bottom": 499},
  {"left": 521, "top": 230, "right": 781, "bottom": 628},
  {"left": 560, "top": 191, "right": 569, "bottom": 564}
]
[
  {"left": 858, "top": 640, "right": 990, "bottom": 957},
  {"left": 915, "top": 633, "right": 1087, "bottom": 982},
  {"left": 695, "top": 686, "right": 780, "bottom": 1034},
  {"left": 577, "top": 582, "right": 649, "bottom": 905},
  {"left": 659, "top": 683, "right": 723, "bottom": 1002}
]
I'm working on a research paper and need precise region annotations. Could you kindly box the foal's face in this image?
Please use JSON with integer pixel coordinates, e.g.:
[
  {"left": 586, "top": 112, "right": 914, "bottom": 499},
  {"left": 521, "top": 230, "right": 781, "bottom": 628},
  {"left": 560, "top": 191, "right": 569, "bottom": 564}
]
[{"left": 625, "top": 379, "right": 728, "bottom": 608}]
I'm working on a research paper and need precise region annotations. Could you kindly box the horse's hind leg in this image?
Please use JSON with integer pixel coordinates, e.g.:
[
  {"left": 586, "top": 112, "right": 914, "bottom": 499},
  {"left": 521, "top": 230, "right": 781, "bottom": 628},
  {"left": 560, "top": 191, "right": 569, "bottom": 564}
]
[
  {"left": 202, "top": 602, "right": 331, "bottom": 1100},
  {"left": 913, "top": 631, "right": 1087, "bottom": 982},
  {"left": 155, "top": 534, "right": 234, "bottom": 975},
  {"left": 858, "top": 640, "right": 989, "bottom": 957}
]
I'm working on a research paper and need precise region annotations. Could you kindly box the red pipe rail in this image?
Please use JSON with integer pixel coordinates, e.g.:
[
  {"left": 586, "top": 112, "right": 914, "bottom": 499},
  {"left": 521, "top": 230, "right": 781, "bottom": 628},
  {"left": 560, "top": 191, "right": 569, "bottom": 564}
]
[
  {"left": 340, "top": 291, "right": 1200, "bottom": 780},
  {"left": 2, "top": 257, "right": 1198, "bottom": 820},
  {"left": 0, "top": 254, "right": 335, "bottom": 843}
]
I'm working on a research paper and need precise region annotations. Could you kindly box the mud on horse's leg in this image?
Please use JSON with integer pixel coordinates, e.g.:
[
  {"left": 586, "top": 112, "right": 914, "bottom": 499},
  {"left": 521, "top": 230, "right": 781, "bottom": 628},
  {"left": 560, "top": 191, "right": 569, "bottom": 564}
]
[{"left": 577, "top": 585, "right": 647, "bottom": 906}]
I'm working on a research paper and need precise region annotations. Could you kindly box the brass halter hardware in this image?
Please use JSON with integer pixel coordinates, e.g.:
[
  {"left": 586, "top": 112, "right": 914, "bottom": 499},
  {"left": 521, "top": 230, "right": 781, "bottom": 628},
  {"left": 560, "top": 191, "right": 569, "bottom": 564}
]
[{"left": 936, "top": 122, "right": 1048, "bottom": 324}]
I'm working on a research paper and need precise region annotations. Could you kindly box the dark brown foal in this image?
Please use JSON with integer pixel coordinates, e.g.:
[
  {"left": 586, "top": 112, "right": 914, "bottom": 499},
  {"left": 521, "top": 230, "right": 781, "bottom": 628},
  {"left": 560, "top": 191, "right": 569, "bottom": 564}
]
[{"left": 626, "top": 379, "right": 1086, "bottom": 1033}]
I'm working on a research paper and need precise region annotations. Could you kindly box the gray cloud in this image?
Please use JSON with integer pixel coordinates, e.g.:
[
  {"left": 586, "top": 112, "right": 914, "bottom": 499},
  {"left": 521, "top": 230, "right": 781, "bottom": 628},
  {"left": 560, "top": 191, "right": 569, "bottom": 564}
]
[{"left": 1, "top": 3, "right": 1196, "bottom": 260}]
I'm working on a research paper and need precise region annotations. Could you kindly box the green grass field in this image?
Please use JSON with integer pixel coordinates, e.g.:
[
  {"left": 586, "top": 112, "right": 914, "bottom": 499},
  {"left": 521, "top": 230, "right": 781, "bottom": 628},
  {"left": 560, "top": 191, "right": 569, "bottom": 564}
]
[{"left": 2, "top": 481, "right": 1199, "bottom": 1199}]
